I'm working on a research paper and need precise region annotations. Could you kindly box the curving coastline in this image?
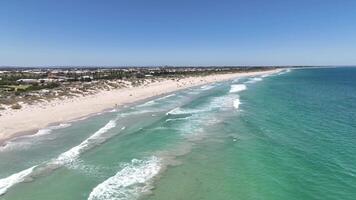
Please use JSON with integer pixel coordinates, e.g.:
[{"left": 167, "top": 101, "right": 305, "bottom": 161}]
[{"left": 0, "top": 69, "right": 281, "bottom": 144}]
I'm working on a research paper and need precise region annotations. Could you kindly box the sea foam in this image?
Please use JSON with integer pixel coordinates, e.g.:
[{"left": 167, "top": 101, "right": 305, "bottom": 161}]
[
  {"left": 136, "top": 100, "right": 156, "bottom": 108},
  {"left": 0, "top": 119, "right": 118, "bottom": 196},
  {"left": 0, "top": 166, "right": 37, "bottom": 196},
  {"left": 0, "top": 123, "right": 71, "bottom": 152},
  {"left": 165, "top": 116, "right": 191, "bottom": 122},
  {"left": 246, "top": 77, "right": 263, "bottom": 84},
  {"left": 156, "top": 93, "right": 175, "bottom": 100},
  {"left": 200, "top": 85, "right": 214, "bottom": 90},
  {"left": 34, "top": 123, "right": 71, "bottom": 137},
  {"left": 233, "top": 98, "right": 241, "bottom": 109},
  {"left": 88, "top": 156, "right": 161, "bottom": 200},
  {"left": 166, "top": 107, "right": 195, "bottom": 115},
  {"left": 229, "top": 84, "right": 247, "bottom": 93},
  {"left": 277, "top": 68, "right": 292, "bottom": 75},
  {"left": 138, "top": 93, "right": 176, "bottom": 108},
  {"left": 166, "top": 107, "right": 184, "bottom": 115},
  {"left": 52, "top": 120, "right": 117, "bottom": 166}
]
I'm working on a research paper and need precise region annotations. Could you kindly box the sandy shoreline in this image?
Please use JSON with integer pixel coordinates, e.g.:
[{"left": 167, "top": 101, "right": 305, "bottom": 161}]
[{"left": 0, "top": 69, "right": 280, "bottom": 143}]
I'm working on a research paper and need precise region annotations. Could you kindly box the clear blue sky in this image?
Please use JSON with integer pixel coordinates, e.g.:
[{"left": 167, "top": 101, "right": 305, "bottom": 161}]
[{"left": 1, "top": 0, "right": 356, "bottom": 66}]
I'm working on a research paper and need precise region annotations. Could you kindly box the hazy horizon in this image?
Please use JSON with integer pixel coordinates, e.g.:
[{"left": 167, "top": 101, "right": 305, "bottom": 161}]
[{"left": 1, "top": 65, "right": 356, "bottom": 69}]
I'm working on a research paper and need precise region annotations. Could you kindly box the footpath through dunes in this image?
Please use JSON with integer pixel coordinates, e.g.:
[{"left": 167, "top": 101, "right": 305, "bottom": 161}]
[
  {"left": 0, "top": 69, "right": 281, "bottom": 144},
  {"left": 0, "top": 69, "right": 288, "bottom": 199}
]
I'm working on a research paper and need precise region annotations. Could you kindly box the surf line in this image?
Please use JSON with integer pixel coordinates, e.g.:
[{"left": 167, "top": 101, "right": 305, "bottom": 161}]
[
  {"left": 0, "top": 118, "right": 120, "bottom": 196},
  {"left": 0, "top": 123, "right": 72, "bottom": 152},
  {"left": 88, "top": 156, "right": 161, "bottom": 200}
]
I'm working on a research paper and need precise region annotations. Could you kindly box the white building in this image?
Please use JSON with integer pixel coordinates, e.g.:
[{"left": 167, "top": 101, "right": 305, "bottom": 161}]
[{"left": 16, "top": 79, "right": 39, "bottom": 84}]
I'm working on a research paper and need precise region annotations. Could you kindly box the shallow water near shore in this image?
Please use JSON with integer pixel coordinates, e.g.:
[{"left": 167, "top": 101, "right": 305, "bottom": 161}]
[{"left": 1, "top": 67, "right": 356, "bottom": 200}]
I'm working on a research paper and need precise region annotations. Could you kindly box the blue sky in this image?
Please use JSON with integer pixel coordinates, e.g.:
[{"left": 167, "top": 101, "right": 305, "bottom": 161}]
[{"left": 1, "top": 0, "right": 356, "bottom": 66}]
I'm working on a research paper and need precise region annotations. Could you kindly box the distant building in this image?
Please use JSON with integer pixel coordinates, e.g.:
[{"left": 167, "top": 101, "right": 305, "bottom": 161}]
[
  {"left": 39, "top": 78, "right": 65, "bottom": 83},
  {"left": 79, "top": 76, "right": 93, "bottom": 81},
  {"left": 16, "top": 79, "right": 39, "bottom": 84}
]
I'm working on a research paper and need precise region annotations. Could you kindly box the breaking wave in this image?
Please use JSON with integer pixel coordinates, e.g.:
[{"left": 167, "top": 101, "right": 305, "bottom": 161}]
[
  {"left": 200, "top": 85, "right": 215, "bottom": 90},
  {"left": 52, "top": 120, "right": 117, "bottom": 166},
  {"left": 276, "top": 68, "right": 292, "bottom": 75},
  {"left": 0, "top": 123, "right": 71, "bottom": 152},
  {"left": 0, "top": 119, "right": 119, "bottom": 196},
  {"left": 166, "top": 107, "right": 201, "bottom": 116},
  {"left": 136, "top": 100, "right": 156, "bottom": 108},
  {"left": 156, "top": 94, "right": 176, "bottom": 101},
  {"left": 167, "top": 93, "right": 235, "bottom": 117},
  {"left": 233, "top": 98, "right": 241, "bottom": 109},
  {"left": 165, "top": 116, "right": 191, "bottom": 122},
  {"left": 88, "top": 156, "right": 161, "bottom": 200},
  {"left": 229, "top": 84, "right": 247, "bottom": 93},
  {"left": 137, "top": 93, "right": 177, "bottom": 108},
  {"left": 34, "top": 123, "right": 72, "bottom": 137},
  {"left": 246, "top": 77, "right": 263, "bottom": 84},
  {"left": 0, "top": 166, "right": 37, "bottom": 196}
]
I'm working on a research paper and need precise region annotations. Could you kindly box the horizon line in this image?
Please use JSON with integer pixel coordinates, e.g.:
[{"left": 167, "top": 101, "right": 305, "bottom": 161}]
[{"left": 1, "top": 65, "right": 356, "bottom": 69}]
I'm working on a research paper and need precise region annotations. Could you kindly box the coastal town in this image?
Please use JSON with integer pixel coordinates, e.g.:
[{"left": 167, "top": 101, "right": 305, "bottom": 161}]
[{"left": 0, "top": 66, "right": 275, "bottom": 112}]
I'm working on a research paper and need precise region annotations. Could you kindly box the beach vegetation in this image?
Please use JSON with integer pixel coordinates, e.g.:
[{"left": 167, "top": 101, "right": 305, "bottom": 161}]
[
  {"left": 11, "top": 103, "right": 22, "bottom": 109},
  {"left": 0, "top": 66, "right": 277, "bottom": 112}
]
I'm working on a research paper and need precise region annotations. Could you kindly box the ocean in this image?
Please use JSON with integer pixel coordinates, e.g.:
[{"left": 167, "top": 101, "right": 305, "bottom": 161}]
[{"left": 0, "top": 67, "right": 355, "bottom": 200}]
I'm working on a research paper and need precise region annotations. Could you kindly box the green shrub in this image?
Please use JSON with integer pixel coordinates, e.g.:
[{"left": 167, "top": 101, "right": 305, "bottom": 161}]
[{"left": 11, "top": 103, "right": 22, "bottom": 109}]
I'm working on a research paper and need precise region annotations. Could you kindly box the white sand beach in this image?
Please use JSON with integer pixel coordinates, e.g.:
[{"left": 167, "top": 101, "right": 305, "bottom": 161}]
[{"left": 0, "top": 69, "right": 280, "bottom": 143}]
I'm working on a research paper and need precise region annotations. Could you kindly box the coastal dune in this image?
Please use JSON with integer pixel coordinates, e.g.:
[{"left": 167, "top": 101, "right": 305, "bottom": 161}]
[{"left": 0, "top": 69, "right": 279, "bottom": 143}]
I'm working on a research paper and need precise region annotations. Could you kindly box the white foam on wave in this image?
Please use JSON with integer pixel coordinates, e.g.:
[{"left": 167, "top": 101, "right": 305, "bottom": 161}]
[
  {"left": 169, "top": 99, "right": 228, "bottom": 136},
  {"left": 166, "top": 107, "right": 182, "bottom": 115},
  {"left": 0, "top": 140, "right": 33, "bottom": 152},
  {"left": 233, "top": 98, "right": 241, "bottom": 109},
  {"left": 232, "top": 78, "right": 240, "bottom": 83},
  {"left": 120, "top": 109, "right": 151, "bottom": 117},
  {"left": 88, "top": 156, "right": 161, "bottom": 200},
  {"left": 136, "top": 100, "right": 156, "bottom": 108},
  {"left": 166, "top": 107, "right": 204, "bottom": 116},
  {"left": 166, "top": 107, "right": 188, "bottom": 115},
  {"left": 35, "top": 123, "right": 71, "bottom": 136},
  {"left": 165, "top": 116, "right": 191, "bottom": 122},
  {"left": 229, "top": 84, "right": 247, "bottom": 93},
  {"left": 29, "top": 123, "right": 71, "bottom": 138},
  {"left": 167, "top": 92, "right": 236, "bottom": 117},
  {"left": 0, "top": 123, "right": 72, "bottom": 152},
  {"left": 0, "top": 165, "right": 37, "bottom": 196},
  {"left": 246, "top": 77, "right": 263, "bottom": 84},
  {"left": 277, "top": 68, "right": 292, "bottom": 75},
  {"left": 139, "top": 93, "right": 176, "bottom": 107},
  {"left": 208, "top": 95, "right": 234, "bottom": 110},
  {"left": 52, "top": 120, "right": 117, "bottom": 166},
  {"left": 109, "top": 109, "right": 118, "bottom": 113},
  {"left": 200, "top": 85, "right": 214, "bottom": 90},
  {"left": 0, "top": 119, "right": 120, "bottom": 196},
  {"left": 156, "top": 93, "right": 175, "bottom": 101}
]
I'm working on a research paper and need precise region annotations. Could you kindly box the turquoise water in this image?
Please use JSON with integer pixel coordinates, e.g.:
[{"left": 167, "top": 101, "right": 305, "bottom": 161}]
[{"left": 0, "top": 67, "right": 355, "bottom": 200}]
